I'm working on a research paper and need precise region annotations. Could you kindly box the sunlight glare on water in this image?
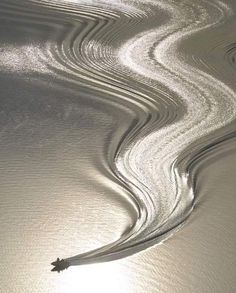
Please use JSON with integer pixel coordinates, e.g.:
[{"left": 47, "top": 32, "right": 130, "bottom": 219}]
[{"left": 53, "top": 263, "right": 130, "bottom": 293}]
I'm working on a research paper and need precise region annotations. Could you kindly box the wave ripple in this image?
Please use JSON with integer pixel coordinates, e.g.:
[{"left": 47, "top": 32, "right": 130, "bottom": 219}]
[{"left": 1, "top": 0, "right": 236, "bottom": 268}]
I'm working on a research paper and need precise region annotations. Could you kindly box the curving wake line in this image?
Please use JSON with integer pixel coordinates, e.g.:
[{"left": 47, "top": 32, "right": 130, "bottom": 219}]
[
  {"left": 2, "top": 0, "right": 235, "bottom": 271},
  {"left": 48, "top": 0, "right": 236, "bottom": 269},
  {"left": 61, "top": 0, "right": 236, "bottom": 268}
]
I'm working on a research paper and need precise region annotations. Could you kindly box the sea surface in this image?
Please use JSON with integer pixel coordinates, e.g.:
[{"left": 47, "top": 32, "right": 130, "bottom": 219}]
[{"left": 0, "top": 0, "right": 236, "bottom": 292}]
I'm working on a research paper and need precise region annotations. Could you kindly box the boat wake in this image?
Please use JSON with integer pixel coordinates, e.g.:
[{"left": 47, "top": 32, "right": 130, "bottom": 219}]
[{"left": 1, "top": 0, "right": 235, "bottom": 268}]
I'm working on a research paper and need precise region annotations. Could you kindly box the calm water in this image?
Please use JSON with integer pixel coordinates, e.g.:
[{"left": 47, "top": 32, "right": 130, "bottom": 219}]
[{"left": 0, "top": 0, "right": 236, "bottom": 292}]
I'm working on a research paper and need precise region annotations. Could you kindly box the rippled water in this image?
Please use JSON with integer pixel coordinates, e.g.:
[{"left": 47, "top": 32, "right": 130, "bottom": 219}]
[{"left": 1, "top": 0, "right": 236, "bottom": 292}]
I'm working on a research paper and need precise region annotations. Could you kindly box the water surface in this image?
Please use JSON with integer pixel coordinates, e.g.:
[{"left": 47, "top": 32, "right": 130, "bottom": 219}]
[{"left": 0, "top": 0, "right": 236, "bottom": 292}]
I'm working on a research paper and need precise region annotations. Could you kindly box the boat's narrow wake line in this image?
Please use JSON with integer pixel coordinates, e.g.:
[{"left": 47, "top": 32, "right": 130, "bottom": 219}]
[{"left": 2, "top": 0, "right": 235, "bottom": 270}]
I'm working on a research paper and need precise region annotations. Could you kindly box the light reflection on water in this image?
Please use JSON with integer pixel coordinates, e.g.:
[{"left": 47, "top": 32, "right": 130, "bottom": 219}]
[
  {"left": 1, "top": 0, "right": 236, "bottom": 292},
  {"left": 52, "top": 263, "right": 130, "bottom": 293}
]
